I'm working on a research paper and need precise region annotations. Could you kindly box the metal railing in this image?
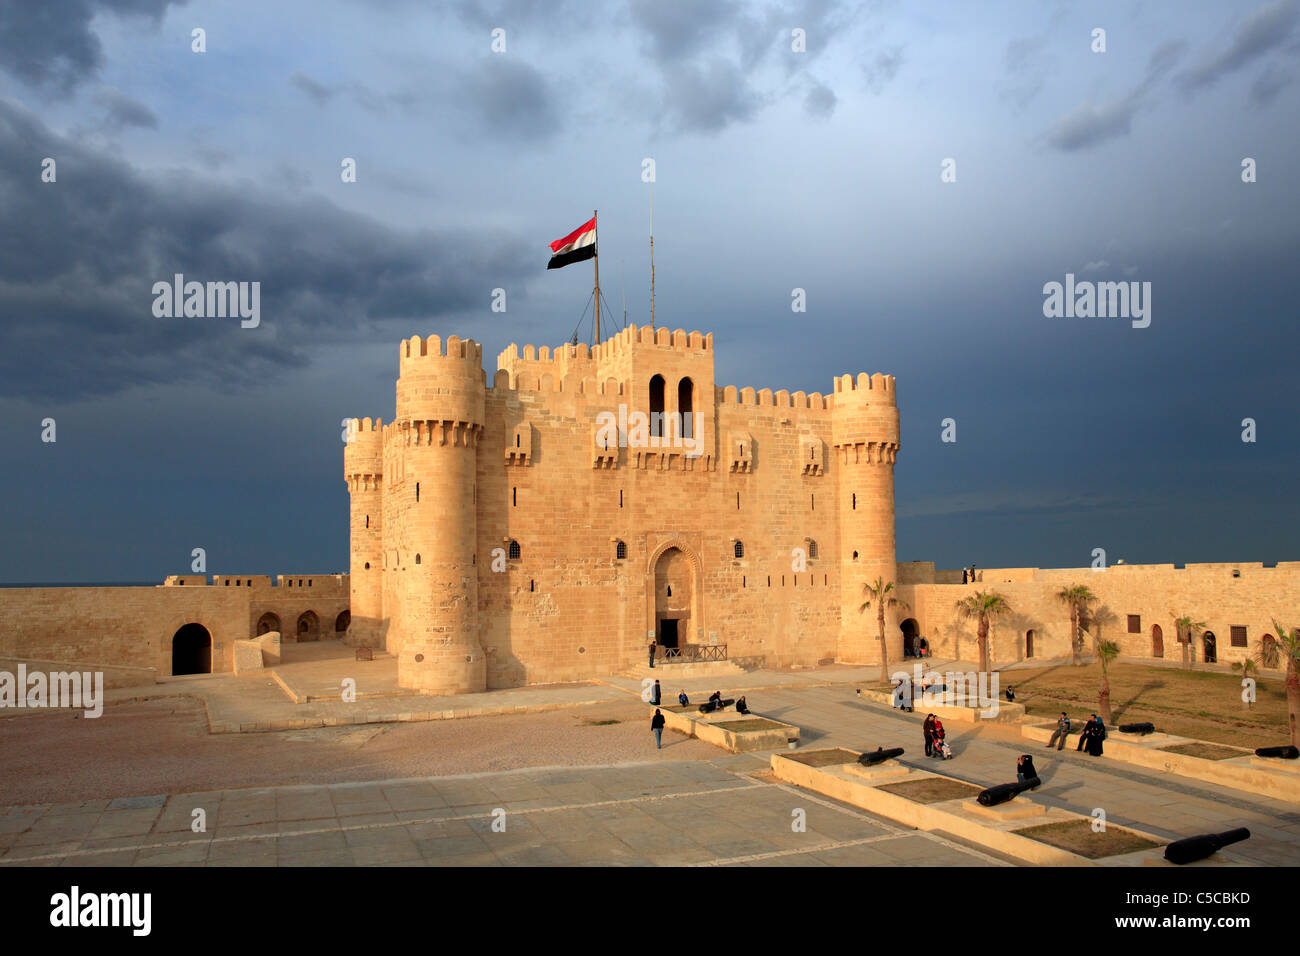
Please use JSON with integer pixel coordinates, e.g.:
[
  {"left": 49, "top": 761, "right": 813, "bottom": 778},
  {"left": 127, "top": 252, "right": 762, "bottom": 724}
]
[{"left": 658, "top": 644, "right": 727, "bottom": 663}]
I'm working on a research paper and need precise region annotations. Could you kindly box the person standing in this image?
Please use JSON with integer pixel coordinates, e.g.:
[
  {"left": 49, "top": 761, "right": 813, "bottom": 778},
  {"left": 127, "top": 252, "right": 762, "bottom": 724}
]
[
  {"left": 648, "top": 641, "right": 656, "bottom": 668},
  {"left": 923, "top": 714, "right": 936, "bottom": 757},
  {"left": 651, "top": 680, "right": 661, "bottom": 705},
  {"left": 651, "top": 709, "right": 665, "bottom": 749},
  {"left": 1046, "top": 712, "right": 1071, "bottom": 750},
  {"left": 962, "top": 568, "right": 968, "bottom": 584},
  {"left": 969, "top": 564, "right": 977, "bottom": 583}
]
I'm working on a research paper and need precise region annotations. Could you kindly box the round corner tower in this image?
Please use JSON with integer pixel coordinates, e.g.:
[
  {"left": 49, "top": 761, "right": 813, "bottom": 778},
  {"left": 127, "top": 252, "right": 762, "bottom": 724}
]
[
  {"left": 832, "top": 372, "right": 901, "bottom": 665},
  {"left": 344, "top": 416, "right": 384, "bottom": 647},
  {"left": 386, "top": 333, "right": 487, "bottom": 694}
]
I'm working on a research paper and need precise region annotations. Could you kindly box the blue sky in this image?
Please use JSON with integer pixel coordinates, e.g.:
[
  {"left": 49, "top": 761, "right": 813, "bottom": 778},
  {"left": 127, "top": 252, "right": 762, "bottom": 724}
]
[{"left": 1, "top": 0, "right": 1297, "bottom": 581}]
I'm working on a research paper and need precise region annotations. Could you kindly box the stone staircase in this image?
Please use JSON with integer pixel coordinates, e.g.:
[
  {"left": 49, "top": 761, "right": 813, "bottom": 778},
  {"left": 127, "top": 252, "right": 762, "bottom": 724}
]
[{"left": 624, "top": 660, "right": 747, "bottom": 681}]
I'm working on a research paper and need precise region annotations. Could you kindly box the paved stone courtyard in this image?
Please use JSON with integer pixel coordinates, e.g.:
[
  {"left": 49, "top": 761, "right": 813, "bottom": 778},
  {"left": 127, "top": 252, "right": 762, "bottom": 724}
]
[{"left": 0, "top": 756, "right": 1004, "bottom": 867}]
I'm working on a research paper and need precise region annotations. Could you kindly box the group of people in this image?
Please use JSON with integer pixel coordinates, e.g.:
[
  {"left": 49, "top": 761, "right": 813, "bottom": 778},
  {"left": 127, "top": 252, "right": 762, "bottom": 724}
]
[
  {"left": 961, "top": 564, "right": 978, "bottom": 584},
  {"left": 922, "top": 713, "right": 951, "bottom": 759},
  {"left": 1045, "top": 711, "right": 1106, "bottom": 756},
  {"left": 903, "top": 636, "right": 931, "bottom": 659},
  {"left": 650, "top": 689, "right": 749, "bottom": 749}
]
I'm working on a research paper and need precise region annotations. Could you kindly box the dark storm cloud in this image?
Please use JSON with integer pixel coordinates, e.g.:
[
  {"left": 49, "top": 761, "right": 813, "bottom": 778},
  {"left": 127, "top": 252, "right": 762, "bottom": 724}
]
[
  {"left": 455, "top": 56, "right": 559, "bottom": 142},
  {"left": 1043, "top": 40, "right": 1187, "bottom": 151},
  {"left": 1177, "top": 0, "right": 1299, "bottom": 93},
  {"left": 0, "top": 0, "right": 186, "bottom": 94},
  {"left": 660, "top": 58, "right": 764, "bottom": 133},
  {"left": 93, "top": 87, "right": 159, "bottom": 130},
  {"left": 1250, "top": 61, "right": 1294, "bottom": 103},
  {"left": 863, "top": 45, "right": 903, "bottom": 94},
  {"left": 289, "top": 71, "right": 336, "bottom": 105},
  {"left": 0, "top": 99, "right": 533, "bottom": 401}
]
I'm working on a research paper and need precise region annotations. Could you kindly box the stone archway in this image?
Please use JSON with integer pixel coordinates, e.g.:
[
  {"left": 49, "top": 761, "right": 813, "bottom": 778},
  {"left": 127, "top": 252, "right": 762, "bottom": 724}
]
[
  {"left": 1151, "top": 624, "right": 1163, "bottom": 658},
  {"left": 172, "top": 623, "right": 212, "bottom": 675},
  {"left": 900, "top": 618, "right": 920, "bottom": 657},
  {"left": 256, "top": 612, "right": 281, "bottom": 636},
  {"left": 653, "top": 547, "right": 694, "bottom": 651},
  {"left": 334, "top": 610, "right": 351, "bottom": 635},
  {"left": 1025, "top": 629, "right": 1035, "bottom": 659},
  {"left": 297, "top": 610, "right": 320, "bottom": 642}
]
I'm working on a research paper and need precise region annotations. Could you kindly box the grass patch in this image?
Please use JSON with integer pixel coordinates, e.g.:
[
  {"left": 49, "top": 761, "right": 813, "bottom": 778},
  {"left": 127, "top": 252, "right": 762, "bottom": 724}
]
[
  {"left": 1158, "top": 742, "right": 1250, "bottom": 761},
  {"left": 1006, "top": 662, "right": 1290, "bottom": 750},
  {"left": 783, "top": 747, "right": 861, "bottom": 767},
  {"left": 876, "top": 777, "right": 983, "bottom": 804},
  {"left": 1015, "top": 819, "right": 1160, "bottom": 859},
  {"left": 712, "top": 718, "right": 789, "bottom": 733}
]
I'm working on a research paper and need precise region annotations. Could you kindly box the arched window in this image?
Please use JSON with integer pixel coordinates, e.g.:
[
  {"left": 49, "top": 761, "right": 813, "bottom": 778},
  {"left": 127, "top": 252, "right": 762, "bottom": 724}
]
[
  {"left": 734, "top": 541, "right": 744, "bottom": 559},
  {"left": 365, "top": 515, "right": 369, "bottom": 528},
  {"left": 415, "top": 554, "right": 421, "bottom": 564},
  {"left": 808, "top": 540, "right": 818, "bottom": 559},
  {"left": 508, "top": 540, "right": 521, "bottom": 560},
  {"left": 852, "top": 551, "right": 859, "bottom": 561},
  {"left": 416, "top": 482, "right": 420, "bottom": 502},
  {"left": 364, "top": 562, "right": 370, "bottom": 570},
  {"left": 649, "top": 374, "right": 665, "bottom": 437},
  {"left": 616, "top": 540, "right": 627, "bottom": 560},
  {"left": 678, "top": 377, "right": 694, "bottom": 438}
]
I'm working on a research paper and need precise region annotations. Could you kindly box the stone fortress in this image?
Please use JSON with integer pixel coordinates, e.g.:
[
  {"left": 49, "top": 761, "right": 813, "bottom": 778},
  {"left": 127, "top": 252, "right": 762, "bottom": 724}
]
[
  {"left": 1, "top": 325, "right": 1296, "bottom": 688},
  {"left": 342, "top": 325, "right": 901, "bottom": 693}
]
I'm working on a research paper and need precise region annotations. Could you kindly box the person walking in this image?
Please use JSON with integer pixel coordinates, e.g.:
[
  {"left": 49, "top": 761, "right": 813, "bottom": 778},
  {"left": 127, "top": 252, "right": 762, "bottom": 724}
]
[
  {"left": 651, "top": 709, "right": 665, "bottom": 749},
  {"left": 648, "top": 642, "right": 656, "bottom": 668},
  {"left": 651, "top": 680, "right": 661, "bottom": 706},
  {"left": 1046, "top": 712, "right": 1071, "bottom": 751}
]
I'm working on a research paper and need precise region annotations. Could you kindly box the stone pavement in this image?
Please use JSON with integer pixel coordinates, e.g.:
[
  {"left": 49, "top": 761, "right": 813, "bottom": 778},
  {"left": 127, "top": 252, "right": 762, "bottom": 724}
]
[
  {"left": 0, "top": 756, "right": 1007, "bottom": 867},
  {"left": 743, "top": 685, "right": 1300, "bottom": 866}
]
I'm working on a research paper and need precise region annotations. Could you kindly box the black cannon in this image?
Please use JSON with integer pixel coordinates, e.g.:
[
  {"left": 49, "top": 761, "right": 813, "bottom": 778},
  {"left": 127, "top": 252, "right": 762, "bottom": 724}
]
[
  {"left": 858, "top": 747, "right": 905, "bottom": 766},
  {"left": 976, "top": 776, "right": 1041, "bottom": 807},
  {"left": 1255, "top": 745, "right": 1300, "bottom": 760},
  {"left": 698, "top": 698, "right": 735, "bottom": 714},
  {"left": 1119, "top": 722, "right": 1155, "bottom": 735},
  {"left": 1163, "top": 827, "right": 1251, "bottom": 865}
]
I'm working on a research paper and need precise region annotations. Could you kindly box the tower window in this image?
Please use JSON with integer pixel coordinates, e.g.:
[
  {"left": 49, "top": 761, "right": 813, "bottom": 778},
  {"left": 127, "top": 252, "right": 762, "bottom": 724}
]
[
  {"left": 415, "top": 482, "right": 419, "bottom": 502},
  {"left": 811, "top": 494, "right": 814, "bottom": 511},
  {"left": 508, "top": 540, "right": 521, "bottom": 560},
  {"left": 678, "top": 377, "right": 694, "bottom": 438},
  {"left": 512, "top": 487, "right": 517, "bottom": 507},
  {"left": 616, "top": 540, "right": 627, "bottom": 560},
  {"left": 736, "top": 492, "right": 740, "bottom": 510},
  {"left": 734, "top": 541, "right": 744, "bottom": 559},
  {"left": 415, "top": 554, "right": 421, "bottom": 564},
  {"left": 649, "top": 374, "right": 665, "bottom": 437},
  {"left": 620, "top": 489, "right": 624, "bottom": 508},
  {"left": 852, "top": 493, "right": 856, "bottom": 510},
  {"left": 767, "top": 576, "right": 771, "bottom": 587},
  {"left": 808, "top": 540, "right": 818, "bottom": 559},
  {"left": 852, "top": 551, "right": 859, "bottom": 561},
  {"left": 364, "top": 562, "right": 370, "bottom": 570},
  {"left": 742, "top": 576, "right": 746, "bottom": 588},
  {"left": 666, "top": 585, "right": 672, "bottom": 597},
  {"left": 530, "top": 579, "right": 535, "bottom": 592},
  {"left": 365, "top": 515, "right": 369, "bottom": 529}
]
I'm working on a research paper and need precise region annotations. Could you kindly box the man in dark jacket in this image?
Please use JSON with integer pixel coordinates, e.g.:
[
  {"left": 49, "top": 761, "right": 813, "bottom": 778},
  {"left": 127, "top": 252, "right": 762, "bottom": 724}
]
[
  {"left": 1077, "top": 714, "right": 1097, "bottom": 752},
  {"left": 1086, "top": 716, "right": 1106, "bottom": 757},
  {"left": 651, "top": 680, "right": 661, "bottom": 705},
  {"left": 1047, "top": 712, "right": 1071, "bottom": 750},
  {"left": 648, "top": 642, "right": 656, "bottom": 668},
  {"left": 651, "top": 709, "right": 666, "bottom": 749}
]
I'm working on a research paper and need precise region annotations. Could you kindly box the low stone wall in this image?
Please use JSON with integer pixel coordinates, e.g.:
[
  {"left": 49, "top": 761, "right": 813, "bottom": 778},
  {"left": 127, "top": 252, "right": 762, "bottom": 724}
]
[
  {"left": 656, "top": 704, "right": 799, "bottom": 753},
  {"left": 0, "top": 656, "right": 156, "bottom": 690},
  {"left": 858, "top": 687, "right": 1026, "bottom": 724},
  {"left": 1023, "top": 722, "right": 1300, "bottom": 802}
]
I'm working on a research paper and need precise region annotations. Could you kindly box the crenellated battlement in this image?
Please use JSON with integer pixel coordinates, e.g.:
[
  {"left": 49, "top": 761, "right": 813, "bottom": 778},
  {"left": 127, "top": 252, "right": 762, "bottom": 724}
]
[
  {"left": 716, "top": 385, "right": 829, "bottom": 411},
  {"left": 398, "top": 334, "right": 484, "bottom": 379},
  {"left": 496, "top": 324, "right": 712, "bottom": 373},
  {"left": 832, "top": 372, "right": 897, "bottom": 404}
]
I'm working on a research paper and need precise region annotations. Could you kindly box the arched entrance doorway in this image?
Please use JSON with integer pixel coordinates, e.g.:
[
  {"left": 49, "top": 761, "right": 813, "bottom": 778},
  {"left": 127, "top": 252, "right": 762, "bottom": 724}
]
[
  {"left": 1203, "top": 631, "right": 1217, "bottom": 664},
  {"left": 172, "top": 623, "right": 212, "bottom": 675},
  {"left": 256, "top": 612, "right": 281, "bottom": 636},
  {"left": 900, "top": 618, "right": 920, "bottom": 657},
  {"left": 1151, "top": 624, "right": 1163, "bottom": 658},
  {"left": 296, "top": 610, "right": 320, "bottom": 642},
  {"left": 334, "top": 610, "right": 350, "bottom": 635},
  {"left": 1025, "top": 629, "right": 1035, "bottom": 659},
  {"left": 653, "top": 547, "right": 693, "bottom": 652}
]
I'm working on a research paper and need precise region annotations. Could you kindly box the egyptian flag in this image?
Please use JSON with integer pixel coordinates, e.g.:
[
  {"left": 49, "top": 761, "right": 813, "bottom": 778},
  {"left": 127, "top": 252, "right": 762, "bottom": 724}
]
[{"left": 547, "top": 216, "right": 597, "bottom": 270}]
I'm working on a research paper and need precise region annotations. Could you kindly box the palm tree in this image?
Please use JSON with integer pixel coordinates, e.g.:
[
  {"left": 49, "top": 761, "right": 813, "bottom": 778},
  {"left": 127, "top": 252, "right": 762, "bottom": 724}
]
[
  {"left": 1173, "top": 615, "right": 1206, "bottom": 671},
  {"left": 954, "top": 590, "right": 1011, "bottom": 675},
  {"left": 1231, "top": 657, "right": 1259, "bottom": 709},
  {"left": 858, "top": 577, "right": 909, "bottom": 684},
  {"left": 1057, "top": 585, "right": 1097, "bottom": 665},
  {"left": 1096, "top": 639, "right": 1119, "bottom": 724},
  {"left": 1261, "top": 619, "right": 1300, "bottom": 746}
]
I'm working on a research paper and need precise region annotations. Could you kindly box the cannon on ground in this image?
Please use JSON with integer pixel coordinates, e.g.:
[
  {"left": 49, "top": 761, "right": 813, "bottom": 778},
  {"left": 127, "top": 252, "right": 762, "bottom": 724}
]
[
  {"left": 976, "top": 777, "right": 1041, "bottom": 807},
  {"left": 1119, "top": 722, "right": 1155, "bottom": 735},
  {"left": 1255, "top": 745, "right": 1300, "bottom": 760},
  {"left": 698, "top": 698, "right": 735, "bottom": 714},
  {"left": 858, "top": 747, "right": 905, "bottom": 766},
  {"left": 1163, "top": 827, "right": 1250, "bottom": 865}
]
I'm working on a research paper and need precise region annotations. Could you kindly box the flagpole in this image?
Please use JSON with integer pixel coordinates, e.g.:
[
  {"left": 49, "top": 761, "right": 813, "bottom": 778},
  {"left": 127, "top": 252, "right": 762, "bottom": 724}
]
[
  {"left": 649, "top": 183, "right": 655, "bottom": 330},
  {"left": 593, "top": 208, "right": 600, "bottom": 345}
]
